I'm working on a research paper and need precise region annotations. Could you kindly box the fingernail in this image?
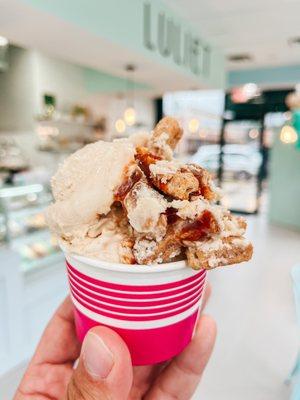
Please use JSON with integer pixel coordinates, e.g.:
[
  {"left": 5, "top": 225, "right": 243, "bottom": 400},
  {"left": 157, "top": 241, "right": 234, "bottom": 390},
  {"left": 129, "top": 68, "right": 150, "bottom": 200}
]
[{"left": 82, "top": 332, "right": 114, "bottom": 379}]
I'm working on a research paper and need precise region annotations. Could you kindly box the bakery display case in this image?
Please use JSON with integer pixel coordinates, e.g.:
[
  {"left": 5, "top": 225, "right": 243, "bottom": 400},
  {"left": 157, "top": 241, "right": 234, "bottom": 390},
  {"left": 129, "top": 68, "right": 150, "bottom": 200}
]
[
  {"left": 0, "top": 184, "right": 67, "bottom": 377},
  {"left": 0, "top": 183, "right": 63, "bottom": 272},
  {"left": 0, "top": 137, "right": 29, "bottom": 185}
]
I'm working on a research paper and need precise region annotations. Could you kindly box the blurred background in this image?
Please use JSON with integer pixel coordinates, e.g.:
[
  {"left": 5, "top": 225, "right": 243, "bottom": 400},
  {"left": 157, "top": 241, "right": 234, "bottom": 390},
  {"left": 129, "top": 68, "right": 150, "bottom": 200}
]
[{"left": 0, "top": 1, "right": 300, "bottom": 399}]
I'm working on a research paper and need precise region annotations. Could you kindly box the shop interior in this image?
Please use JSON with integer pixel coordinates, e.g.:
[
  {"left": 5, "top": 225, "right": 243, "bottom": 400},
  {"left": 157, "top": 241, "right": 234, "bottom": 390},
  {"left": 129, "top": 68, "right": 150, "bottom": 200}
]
[{"left": 1, "top": 1, "right": 300, "bottom": 399}]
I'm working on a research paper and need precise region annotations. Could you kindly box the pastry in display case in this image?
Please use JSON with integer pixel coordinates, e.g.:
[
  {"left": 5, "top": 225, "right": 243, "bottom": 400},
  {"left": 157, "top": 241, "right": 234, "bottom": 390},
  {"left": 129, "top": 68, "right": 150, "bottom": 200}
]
[
  {"left": 36, "top": 108, "right": 107, "bottom": 154},
  {"left": 0, "top": 183, "right": 63, "bottom": 271},
  {"left": 0, "top": 138, "right": 29, "bottom": 185}
]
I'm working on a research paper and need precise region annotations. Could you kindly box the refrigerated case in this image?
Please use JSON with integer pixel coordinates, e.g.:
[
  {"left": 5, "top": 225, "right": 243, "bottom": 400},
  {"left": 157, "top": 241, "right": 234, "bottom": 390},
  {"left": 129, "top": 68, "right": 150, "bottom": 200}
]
[
  {"left": 0, "top": 183, "right": 63, "bottom": 271},
  {"left": 162, "top": 90, "right": 224, "bottom": 158},
  {"left": 217, "top": 90, "right": 293, "bottom": 214},
  {"left": 0, "top": 184, "right": 67, "bottom": 376},
  {"left": 217, "top": 104, "right": 264, "bottom": 214}
]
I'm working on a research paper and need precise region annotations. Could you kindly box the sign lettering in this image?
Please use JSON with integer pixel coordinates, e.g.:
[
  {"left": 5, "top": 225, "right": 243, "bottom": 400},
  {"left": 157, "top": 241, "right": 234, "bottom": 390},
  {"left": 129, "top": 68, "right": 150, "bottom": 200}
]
[{"left": 143, "top": 2, "right": 211, "bottom": 77}]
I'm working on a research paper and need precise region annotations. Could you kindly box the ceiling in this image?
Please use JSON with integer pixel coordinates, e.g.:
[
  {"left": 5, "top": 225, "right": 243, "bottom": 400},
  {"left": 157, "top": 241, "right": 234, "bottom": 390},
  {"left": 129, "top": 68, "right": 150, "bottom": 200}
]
[
  {"left": 165, "top": 0, "right": 300, "bottom": 70},
  {"left": 1, "top": 0, "right": 299, "bottom": 93},
  {"left": 0, "top": 0, "right": 222, "bottom": 96}
]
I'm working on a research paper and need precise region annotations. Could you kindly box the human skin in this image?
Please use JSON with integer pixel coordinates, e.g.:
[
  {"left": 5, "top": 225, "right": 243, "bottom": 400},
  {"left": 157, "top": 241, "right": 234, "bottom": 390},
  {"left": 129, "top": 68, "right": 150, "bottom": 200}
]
[{"left": 14, "top": 284, "right": 216, "bottom": 400}]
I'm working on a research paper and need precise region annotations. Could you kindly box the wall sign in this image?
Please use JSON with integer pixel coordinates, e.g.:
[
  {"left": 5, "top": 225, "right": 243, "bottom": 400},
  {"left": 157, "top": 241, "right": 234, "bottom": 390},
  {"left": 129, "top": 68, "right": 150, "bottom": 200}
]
[{"left": 143, "top": 2, "right": 211, "bottom": 77}]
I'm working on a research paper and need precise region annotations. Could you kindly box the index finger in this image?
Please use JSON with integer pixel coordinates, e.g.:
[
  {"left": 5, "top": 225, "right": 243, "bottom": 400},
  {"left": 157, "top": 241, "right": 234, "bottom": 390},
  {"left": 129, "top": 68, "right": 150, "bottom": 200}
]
[{"left": 32, "top": 296, "right": 80, "bottom": 365}]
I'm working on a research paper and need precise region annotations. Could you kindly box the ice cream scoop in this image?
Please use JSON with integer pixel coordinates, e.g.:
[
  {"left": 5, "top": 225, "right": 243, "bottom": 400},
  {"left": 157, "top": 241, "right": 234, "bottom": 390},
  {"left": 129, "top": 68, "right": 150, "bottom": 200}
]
[
  {"left": 46, "top": 117, "right": 253, "bottom": 269},
  {"left": 46, "top": 139, "right": 135, "bottom": 244}
]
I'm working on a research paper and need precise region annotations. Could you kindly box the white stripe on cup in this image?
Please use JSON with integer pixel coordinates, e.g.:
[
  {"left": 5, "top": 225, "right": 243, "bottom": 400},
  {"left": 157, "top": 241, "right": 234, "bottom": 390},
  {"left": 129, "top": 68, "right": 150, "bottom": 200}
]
[
  {"left": 67, "top": 265, "right": 205, "bottom": 295},
  {"left": 71, "top": 294, "right": 203, "bottom": 330},
  {"left": 68, "top": 273, "right": 205, "bottom": 302},
  {"left": 71, "top": 287, "right": 203, "bottom": 317},
  {"left": 69, "top": 280, "right": 203, "bottom": 310}
]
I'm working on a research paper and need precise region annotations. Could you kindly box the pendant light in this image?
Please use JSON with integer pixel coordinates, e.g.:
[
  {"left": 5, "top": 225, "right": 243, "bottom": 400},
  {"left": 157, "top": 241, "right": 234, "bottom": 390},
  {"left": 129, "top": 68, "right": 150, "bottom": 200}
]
[
  {"left": 123, "top": 64, "right": 136, "bottom": 126},
  {"left": 188, "top": 118, "right": 200, "bottom": 133}
]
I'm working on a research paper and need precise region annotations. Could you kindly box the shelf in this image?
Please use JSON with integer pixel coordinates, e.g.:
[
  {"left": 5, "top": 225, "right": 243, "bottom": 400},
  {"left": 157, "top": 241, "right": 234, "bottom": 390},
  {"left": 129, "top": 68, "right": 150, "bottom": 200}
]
[
  {"left": 20, "top": 251, "right": 64, "bottom": 274},
  {"left": 0, "top": 183, "right": 60, "bottom": 271},
  {"left": 6, "top": 203, "right": 48, "bottom": 218},
  {"left": 4, "top": 227, "right": 48, "bottom": 243},
  {"left": 0, "top": 184, "right": 44, "bottom": 199},
  {"left": 11, "top": 229, "right": 51, "bottom": 246},
  {"left": 36, "top": 118, "right": 94, "bottom": 128}
]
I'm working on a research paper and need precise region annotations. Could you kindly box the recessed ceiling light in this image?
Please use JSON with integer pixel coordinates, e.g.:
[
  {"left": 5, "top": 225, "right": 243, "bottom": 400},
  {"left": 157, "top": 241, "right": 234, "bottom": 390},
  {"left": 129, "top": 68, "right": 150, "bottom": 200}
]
[{"left": 227, "top": 53, "right": 252, "bottom": 62}]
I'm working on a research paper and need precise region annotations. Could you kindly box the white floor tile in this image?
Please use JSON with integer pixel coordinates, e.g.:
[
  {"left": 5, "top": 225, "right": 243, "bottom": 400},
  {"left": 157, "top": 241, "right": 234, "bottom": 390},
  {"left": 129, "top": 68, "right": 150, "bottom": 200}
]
[{"left": 193, "top": 214, "right": 300, "bottom": 400}]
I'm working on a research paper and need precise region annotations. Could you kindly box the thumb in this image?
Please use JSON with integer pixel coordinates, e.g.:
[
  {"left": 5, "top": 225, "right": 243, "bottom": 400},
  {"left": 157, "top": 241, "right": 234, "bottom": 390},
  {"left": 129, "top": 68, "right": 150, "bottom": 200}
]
[{"left": 66, "top": 326, "right": 133, "bottom": 400}]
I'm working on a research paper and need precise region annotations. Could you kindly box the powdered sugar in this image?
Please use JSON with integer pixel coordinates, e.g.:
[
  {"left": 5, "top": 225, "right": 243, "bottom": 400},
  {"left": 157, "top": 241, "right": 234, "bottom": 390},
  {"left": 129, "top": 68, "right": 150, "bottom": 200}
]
[
  {"left": 133, "top": 239, "right": 157, "bottom": 264},
  {"left": 171, "top": 198, "right": 207, "bottom": 220},
  {"left": 125, "top": 181, "right": 167, "bottom": 238},
  {"left": 151, "top": 131, "right": 173, "bottom": 160},
  {"left": 149, "top": 160, "right": 182, "bottom": 181}
]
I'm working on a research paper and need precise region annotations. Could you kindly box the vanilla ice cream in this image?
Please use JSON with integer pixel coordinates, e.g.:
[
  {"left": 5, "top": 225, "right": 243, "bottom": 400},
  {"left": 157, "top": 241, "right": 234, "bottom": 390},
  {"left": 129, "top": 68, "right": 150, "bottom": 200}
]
[{"left": 46, "top": 139, "right": 135, "bottom": 256}]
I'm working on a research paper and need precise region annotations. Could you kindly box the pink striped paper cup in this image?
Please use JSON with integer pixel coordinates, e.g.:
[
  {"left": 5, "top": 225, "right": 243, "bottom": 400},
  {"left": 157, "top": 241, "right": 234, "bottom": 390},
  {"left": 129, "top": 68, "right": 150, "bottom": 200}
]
[{"left": 65, "top": 253, "right": 207, "bottom": 365}]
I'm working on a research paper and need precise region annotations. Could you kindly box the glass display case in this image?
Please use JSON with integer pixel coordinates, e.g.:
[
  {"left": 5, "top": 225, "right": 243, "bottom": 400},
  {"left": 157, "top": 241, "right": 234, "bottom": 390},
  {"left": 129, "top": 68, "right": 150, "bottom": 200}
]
[{"left": 0, "top": 183, "right": 63, "bottom": 272}]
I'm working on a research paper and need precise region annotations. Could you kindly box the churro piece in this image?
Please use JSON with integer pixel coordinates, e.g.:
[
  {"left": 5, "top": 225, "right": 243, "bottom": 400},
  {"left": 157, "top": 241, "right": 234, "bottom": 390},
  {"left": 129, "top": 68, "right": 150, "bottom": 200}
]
[
  {"left": 114, "top": 164, "right": 143, "bottom": 202},
  {"left": 114, "top": 162, "right": 168, "bottom": 240},
  {"left": 135, "top": 148, "right": 217, "bottom": 201},
  {"left": 159, "top": 171, "right": 199, "bottom": 200},
  {"left": 186, "top": 237, "right": 253, "bottom": 270},
  {"left": 222, "top": 213, "right": 247, "bottom": 237},
  {"left": 186, "top": 164, "right": 217, "bottom": 201},
  {"left": 148, "top": 116, "right": 183, "bottom": 159},
  {"left": 133, "top": 229, "right": 182, "bottom": 265},
  {"left": 135, "top": 147, "right": 161, "bottom": 177},
  {"left": 131, "top": 197, "right": 249, "bottom": 268},
  {"left": 123, "top": 180, "right": 168, "bottom": 240},
  {"left": 133, "top": 209, "right": 221, "bottom": 265},
  {"left": 120, "top": 236, "right": 136, "bottom": 264},
  {"left": 136, "top": 147, "right": 199, "bottom": 200},
  {"left": 179, "top": 210, "right": 220, "bottom": 242}
]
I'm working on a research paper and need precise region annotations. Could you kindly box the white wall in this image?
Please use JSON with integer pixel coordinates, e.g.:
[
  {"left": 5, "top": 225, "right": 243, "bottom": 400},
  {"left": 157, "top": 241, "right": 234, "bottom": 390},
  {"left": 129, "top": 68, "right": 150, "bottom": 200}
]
[
  {"left": 0, "top": 46, "right": 156, "bottom": 170},
  {"left": 34, "top": 52, "right": 87, "bottom": 113},
  {"left": 0, "top": 46, "right": 89, "bottom": 132},
  {"left": 0, "top": 46, "right": 37, "bottom": 131},
  {"left": 34, "top": 54, "right": 156, "bottom": 132}
]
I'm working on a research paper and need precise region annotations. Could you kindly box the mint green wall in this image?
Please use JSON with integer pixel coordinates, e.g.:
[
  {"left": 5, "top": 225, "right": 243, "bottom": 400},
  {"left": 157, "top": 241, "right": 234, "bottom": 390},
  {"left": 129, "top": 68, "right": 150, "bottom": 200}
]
[
  {"left": 21, "top": 0, "right": 225, "bottom": 88},
  {"left": 228, "top": 65, "right": 300, "bottom": 87},
  {"left": 83, "top": 68, "right": 148, "bottom": 93},
  {"left": 269, "top": 134, "right": 300, "bottom": 231}
]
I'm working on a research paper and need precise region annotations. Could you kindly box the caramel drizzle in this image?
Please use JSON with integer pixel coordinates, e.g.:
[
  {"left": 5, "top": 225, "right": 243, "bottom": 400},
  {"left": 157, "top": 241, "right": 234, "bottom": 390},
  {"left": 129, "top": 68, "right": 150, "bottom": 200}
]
[
  {"left": 187, "top": 164, "right": 214, "bottom": 200},
  {"left": 179, "top": 210, "right": 217, "bottom": 242},
  {"left": 114, "top": 169, "right": 142, "bottom": 202},
  {"left": 165, "top": 207, "right": 179, "bottom": 225},
  {"left": 135, "top": 147, "right": 161, "bottom": 178}
]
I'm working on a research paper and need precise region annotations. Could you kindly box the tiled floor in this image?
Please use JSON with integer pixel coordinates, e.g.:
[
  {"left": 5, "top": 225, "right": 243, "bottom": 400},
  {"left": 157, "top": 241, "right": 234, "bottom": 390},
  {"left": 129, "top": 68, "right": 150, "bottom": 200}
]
[
  {"left": 1, "top": 213, "right": 299, "bottom": 399},
  {"left": 193, "top": 214, "right": 300, "bottom": 400}
]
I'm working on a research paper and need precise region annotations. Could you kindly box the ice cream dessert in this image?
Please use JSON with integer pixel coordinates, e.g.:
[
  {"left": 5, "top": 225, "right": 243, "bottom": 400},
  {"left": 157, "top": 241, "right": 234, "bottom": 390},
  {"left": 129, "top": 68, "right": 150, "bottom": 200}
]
[{"left": 46, "top": 117, "right": 253, "bottom": 270}]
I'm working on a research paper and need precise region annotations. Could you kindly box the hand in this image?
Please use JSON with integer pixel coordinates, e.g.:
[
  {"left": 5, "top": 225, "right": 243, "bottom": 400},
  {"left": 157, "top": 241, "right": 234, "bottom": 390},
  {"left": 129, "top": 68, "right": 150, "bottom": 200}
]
[{"left": 14, "top": 284, "right": 216, "bottom": 400}]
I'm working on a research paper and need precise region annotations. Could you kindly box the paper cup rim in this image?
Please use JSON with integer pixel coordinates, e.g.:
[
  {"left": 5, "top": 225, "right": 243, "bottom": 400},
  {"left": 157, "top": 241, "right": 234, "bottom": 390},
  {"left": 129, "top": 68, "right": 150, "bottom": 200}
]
[{"left": 64, "top": 250, "right": 189, "bottom": 274}]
